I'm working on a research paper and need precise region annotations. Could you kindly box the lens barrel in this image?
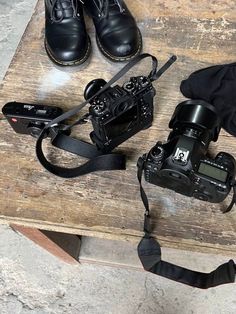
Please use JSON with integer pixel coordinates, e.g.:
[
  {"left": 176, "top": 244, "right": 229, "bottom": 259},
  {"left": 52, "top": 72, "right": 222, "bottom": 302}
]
[{"left": 169, "top": 100, "right": 221, "bottom": 142}]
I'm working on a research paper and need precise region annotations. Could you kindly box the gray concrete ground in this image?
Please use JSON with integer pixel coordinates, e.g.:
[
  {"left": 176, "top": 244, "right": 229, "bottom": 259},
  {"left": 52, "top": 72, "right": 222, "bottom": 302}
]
[{"left": 0, "top": 1, "right": 235, "bottom": 313}]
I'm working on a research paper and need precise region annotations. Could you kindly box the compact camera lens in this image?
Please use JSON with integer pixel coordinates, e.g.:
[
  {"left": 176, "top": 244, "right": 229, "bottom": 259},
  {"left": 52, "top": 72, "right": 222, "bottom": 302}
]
[
  {"left": 27, "top": 122, "right": 45, "bottom": 138},
  {"left": 30, "top": 127, "right": 41, "bottom": 137}
]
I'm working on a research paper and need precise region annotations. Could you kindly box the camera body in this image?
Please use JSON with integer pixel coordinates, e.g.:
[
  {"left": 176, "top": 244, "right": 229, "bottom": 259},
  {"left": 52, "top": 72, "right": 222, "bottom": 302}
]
[
  {"left": 84, "top": 76, "right": 156, "bottom": 153},
  {"left": 2, "top": 102, "right": 63, "bottom": 138},
  {"left": 142, "top": 100, "right": 236, "bottom": 203}
]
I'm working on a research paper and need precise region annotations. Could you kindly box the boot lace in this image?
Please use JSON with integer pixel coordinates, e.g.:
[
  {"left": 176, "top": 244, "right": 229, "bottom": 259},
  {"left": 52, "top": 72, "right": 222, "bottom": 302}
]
[
  {"left": 96, "top": 0, "right": 125, "bottom": 18},
  {"left": 50, "top": 0, "right": 82, "bottom": 23}
]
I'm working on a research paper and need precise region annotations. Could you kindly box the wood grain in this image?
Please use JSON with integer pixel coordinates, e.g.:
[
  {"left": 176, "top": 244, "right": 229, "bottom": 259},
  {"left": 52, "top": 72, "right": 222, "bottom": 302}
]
[{"left": 0, "top": 0, "right": 235, "bottom": 256}]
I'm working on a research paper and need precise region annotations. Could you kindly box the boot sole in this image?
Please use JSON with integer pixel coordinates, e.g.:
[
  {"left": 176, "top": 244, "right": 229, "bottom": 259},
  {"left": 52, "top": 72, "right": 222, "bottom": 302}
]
[
  {"left": 96, "top": 28, "right": 142, "bottom": 62},
  {"left": 44, "top": 36, "right": 91, "bottom": 67}
]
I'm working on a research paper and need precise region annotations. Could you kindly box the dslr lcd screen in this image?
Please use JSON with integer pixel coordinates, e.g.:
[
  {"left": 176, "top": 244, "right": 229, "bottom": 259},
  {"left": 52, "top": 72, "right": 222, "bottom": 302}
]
[
  {"left": 104, "top": 105, "right": 137, "bottom": 139},
  {"left": 198, "top": 162, "right": 228, "bottom": 182}
]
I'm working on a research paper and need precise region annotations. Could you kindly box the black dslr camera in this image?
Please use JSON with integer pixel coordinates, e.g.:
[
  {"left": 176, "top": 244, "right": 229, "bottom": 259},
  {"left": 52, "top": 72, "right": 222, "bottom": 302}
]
[
  {"left": 2, "top": 102, "right": 63, "bottom": 138},
  {"left": 84, "top": 76, "right": 156, "bottom": 152},
  {"left": 140, "top": 100, "right": 236, "bottom": 203}
]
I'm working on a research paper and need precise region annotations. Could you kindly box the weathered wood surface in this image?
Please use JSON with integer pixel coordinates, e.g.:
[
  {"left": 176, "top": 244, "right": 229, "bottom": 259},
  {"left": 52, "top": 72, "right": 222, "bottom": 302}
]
[{"left": 0, "top": 0, "right": 235, "bottom": 256}]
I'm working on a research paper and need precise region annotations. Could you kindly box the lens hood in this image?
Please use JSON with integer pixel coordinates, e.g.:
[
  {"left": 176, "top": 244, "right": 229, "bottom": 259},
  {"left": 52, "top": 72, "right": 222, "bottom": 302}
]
[{"left": 169, "top": 100, "right": 221, "bottom": 142}]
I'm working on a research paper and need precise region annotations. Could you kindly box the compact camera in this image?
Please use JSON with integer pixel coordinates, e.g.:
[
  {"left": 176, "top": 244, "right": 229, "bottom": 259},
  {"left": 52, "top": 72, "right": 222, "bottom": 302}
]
[
  {"left": 141, "top": 100, "right": 236, "bottom": 203},
  {"left": 2, "top": 102, "right": 63, "bottom": 138},
  {"left": 84, "top": 76, "right": 156, "bottom": 153}
]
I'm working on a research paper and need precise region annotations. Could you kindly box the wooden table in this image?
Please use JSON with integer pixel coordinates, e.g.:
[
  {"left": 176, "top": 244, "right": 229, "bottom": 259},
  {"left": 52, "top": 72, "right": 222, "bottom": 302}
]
[{"left": 0, "top": 0, "right": 235, "bottom": 262}]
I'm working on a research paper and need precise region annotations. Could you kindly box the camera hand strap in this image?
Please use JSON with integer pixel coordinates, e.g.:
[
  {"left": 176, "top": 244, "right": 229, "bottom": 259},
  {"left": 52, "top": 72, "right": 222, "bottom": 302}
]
[
  {"left": 137, "top": 156, "right": 236, "bottom": 288},
  {"left": 36, "top": 53, "right": 175, "bottom": 177}
]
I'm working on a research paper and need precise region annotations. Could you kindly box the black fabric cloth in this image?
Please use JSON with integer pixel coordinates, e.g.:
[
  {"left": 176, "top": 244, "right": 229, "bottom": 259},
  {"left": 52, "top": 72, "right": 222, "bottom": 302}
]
[{"left": 180, "top": 62, "right": 236, "bottom": 136}]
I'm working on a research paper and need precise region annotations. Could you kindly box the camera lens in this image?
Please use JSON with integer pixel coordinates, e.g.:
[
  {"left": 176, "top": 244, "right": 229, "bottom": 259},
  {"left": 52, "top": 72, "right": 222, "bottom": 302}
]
[
  {"left": 27, "top": 122, "right": 46, "bottom": 138},
  {"left": 30, "top": 127, "right": 41, "bottom": 138},
  {"left": 28, "top": 126, "right": 44, "bottom": 138},
  {"left": 169, "top": 100, "right": 221, "bottom": 146}
]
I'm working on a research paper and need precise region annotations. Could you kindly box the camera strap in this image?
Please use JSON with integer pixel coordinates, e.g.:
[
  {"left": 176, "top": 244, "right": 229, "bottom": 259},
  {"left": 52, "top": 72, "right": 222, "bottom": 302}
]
[
  {"left": 222, "top": 182, "right": 236, "bottom": 213},
  {"left": 137, "top": 156, "right": 236, "bottom": 288},
  {"left": 36, "top": 53, "right": 176, "bottom": 177}
]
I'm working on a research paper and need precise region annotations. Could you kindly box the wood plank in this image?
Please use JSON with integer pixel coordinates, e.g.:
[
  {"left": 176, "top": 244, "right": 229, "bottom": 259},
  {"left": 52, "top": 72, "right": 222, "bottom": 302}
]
[
  {"left": 11, "top": 224, "right": 78, "bottom": 264},
  {"left": 0, "top": 0, "right": 235, "bottom": 256},
  {"left": 79, "top": 237, "right": 236, "bottom": 270}
]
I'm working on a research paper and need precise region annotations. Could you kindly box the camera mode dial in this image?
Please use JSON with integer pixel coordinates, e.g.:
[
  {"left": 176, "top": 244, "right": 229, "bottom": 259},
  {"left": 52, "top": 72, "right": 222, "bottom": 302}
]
[
  {"left": 215, "top": 152, "right": 235, "bottom": 169},
  {"left": 123, "top": 80, "right": 136, "bottom": 93},
  {"left": 91, "top": 99, "right": 106, "bottom": 116}
]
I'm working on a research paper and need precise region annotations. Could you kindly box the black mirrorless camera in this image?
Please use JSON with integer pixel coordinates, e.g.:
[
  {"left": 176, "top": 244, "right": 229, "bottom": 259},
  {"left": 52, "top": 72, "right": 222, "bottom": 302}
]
[
  {"left": 3, "top": 76, "right": 156, "bottom": 151},
  {"left": 141, "top": 100, "right": 236, "bottom": 203},
  {"left": 3, "top": 55, "right": 176, "bottom": 156},
  {"left": 84, "top": 76, "right": 156, "bottom": 152},
  {"left": 2, "top": 102, "right": 63, "bottom": 138}
]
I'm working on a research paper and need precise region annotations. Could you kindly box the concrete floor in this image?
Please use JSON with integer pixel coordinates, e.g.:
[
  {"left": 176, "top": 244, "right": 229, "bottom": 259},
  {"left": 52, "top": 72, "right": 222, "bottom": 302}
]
[{"left": 0, "top": 1, "right": 235, "bottom": 313}]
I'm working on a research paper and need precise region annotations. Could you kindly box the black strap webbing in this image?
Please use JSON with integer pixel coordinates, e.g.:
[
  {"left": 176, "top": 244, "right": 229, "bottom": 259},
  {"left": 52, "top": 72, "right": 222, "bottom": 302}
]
[
  {"left": 51, "top": 132, "right": 102, "bottom": 159},
  {"left": 137, "top": 157, "right": 236, "bottom": 288},
  {"left": 222, "top": 183, "right": 236, "bottom": 213},
  {"left": 37, "top": 133, "right": 125, "bottom": 178},
  {"left": 36, "top": 53, "right": 176, "bottom": 178}
]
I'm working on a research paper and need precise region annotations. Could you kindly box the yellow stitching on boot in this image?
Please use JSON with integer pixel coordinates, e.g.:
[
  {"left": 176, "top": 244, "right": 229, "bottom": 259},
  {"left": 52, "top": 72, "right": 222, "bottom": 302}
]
[
  {"left": 45, "top": 38, "right": 91, "bottom": 66},
  {"left": 96, "top": 29, "right": 142, "bottom": 61},
  {"left": 45, "top": 39, "right": 91, "bottom": 65}
]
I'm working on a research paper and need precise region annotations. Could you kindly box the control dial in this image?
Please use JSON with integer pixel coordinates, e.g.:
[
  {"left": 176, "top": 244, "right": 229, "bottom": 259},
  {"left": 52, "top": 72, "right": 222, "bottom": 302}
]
[
  {"left": 92, "top": 99, "right": 106, "bottom": 115},
  {"left": 123, "top": 81, "right": 136, "bottom": 93}
]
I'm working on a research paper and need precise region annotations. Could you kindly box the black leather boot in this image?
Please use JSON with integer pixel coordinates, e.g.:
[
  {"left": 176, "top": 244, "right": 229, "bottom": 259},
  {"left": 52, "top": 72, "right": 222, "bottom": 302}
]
[
  {"left": 45, "top": 0, "right": 91, "bottom": 66},
  {"left": 84, "top": 0, "right": 142, "bottom": 62}
]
